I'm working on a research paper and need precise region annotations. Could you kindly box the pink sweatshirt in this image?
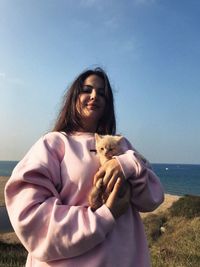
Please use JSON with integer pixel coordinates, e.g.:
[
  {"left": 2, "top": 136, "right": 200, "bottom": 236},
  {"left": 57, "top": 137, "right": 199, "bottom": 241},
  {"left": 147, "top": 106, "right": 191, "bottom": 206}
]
[{"left": 5, "top": 132, "right": 164, "bottom": 267}]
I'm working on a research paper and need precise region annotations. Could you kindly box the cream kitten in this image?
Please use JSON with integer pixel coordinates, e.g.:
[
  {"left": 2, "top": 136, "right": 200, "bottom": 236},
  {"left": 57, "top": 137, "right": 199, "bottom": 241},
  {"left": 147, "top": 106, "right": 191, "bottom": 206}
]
[
  {"left": 88, "top": 133, "right": 125, "bottom": 211},
  {"left": 95, "top": 133, "right": 124, "bottom": 165}
]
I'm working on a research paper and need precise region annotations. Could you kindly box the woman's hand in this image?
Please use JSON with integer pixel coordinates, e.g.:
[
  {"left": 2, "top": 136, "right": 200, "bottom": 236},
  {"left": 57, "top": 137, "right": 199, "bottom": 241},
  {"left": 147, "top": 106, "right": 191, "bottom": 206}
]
[
  {"left": 105, "top": 177, "right": 130, "bottom": 219},
  {"left": 93, "top": 158, "right": 125, "bottom": 195}
]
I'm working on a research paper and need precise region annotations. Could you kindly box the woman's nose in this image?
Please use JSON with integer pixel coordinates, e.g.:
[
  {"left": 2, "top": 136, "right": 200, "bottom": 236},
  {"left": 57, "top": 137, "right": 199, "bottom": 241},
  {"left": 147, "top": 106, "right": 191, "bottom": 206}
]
[{"left": 90, "top": 89, "right": 97, "bottom": 100}]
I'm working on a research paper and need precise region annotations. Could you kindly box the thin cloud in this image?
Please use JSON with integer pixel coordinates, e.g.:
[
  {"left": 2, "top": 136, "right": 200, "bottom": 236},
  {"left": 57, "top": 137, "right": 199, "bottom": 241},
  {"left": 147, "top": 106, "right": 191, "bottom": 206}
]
[
  {"left": 122, "top": 37, "right": 141, "bottom": 57},
  {"left": 108, "top": 38, "right": 140, "bottom": 59},
  {"left": 123, "top": 40, "right": 136, "bottom": 52},
  {"left": 0, "top": 72, "right": 26, "bottom": 87},
  {"left": 80, "top": 0, "right": 101, "bottom": 7},
  {"left": 104, "top": 17, "right": 119, "bottom": 30},
  {"left": 0, "top": 72, "right": 6, "bottom": 78},
  {"left": 134, "top": 0, "right": 157, "bottom": 5},
  {"left": 9, "top": 77, "right": 25, "bottom": 86}
]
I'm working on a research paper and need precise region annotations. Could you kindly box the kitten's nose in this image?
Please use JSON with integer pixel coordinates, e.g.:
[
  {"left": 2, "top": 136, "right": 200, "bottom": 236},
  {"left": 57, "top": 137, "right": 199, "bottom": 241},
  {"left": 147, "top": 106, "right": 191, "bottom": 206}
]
[{"left": 105, "top": 151, "right": 112, "bottom": 158}]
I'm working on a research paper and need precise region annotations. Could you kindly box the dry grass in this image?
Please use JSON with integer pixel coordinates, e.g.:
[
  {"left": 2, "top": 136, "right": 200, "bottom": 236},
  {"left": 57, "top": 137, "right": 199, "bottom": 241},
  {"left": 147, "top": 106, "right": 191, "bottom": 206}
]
[
  {"left": 140, "top": 194, "right": 181, "bottom": 218},
  {"left": 0, "top": 176, "right": 23, "bottom": 246},
  {"left": 1, "top": 176, "right": 200, "bottom": 266},
  {"left": 0, "top": 176, "right": 9, "bottom": 206},
  {"left": 0, "top": 240, "right": 27, "bottom": 267},
  {"left": 143, "top": 195, "right": 200, "bottom": 267},
  {"left": 0, "top": 176, "right": 27, "bottom": 267}
]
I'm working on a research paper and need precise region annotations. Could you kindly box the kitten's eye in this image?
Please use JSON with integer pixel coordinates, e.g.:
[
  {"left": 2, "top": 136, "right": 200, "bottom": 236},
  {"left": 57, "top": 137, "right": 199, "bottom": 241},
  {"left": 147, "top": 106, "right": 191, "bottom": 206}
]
[{"left": 100, "top": 148, "right": 104, "bottom": 151}]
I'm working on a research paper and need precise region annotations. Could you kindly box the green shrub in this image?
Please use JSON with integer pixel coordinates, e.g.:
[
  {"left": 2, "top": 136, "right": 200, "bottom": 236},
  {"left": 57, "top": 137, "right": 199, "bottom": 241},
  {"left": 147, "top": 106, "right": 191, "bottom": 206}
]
[
  {"left": 0, "top": 241, "right": 27, "bottom": 267},
  {"left": 143, "top": 214, "right": 167, "bottom": 246},
  {"left": 169, "top": 195, "right": 200, "bottom": 218},
  {"left": 150, "top": 217, "right": 200, "bottom": 267},
  {"left": 142, "top": 195, "right": 200, "bottom": 266}
]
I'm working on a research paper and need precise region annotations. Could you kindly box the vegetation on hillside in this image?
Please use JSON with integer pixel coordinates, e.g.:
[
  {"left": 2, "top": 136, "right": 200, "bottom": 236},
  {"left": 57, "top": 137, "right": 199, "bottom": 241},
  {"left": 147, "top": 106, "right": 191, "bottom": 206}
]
[
  {"left": 0, "top": 241, "right": 27, "bottom": 267},
  {"left": 143, "top": 195, "right": 200, "bottom": 267},
  {"left": 0, "top": 195, "right": 199, "bottom": 267}
]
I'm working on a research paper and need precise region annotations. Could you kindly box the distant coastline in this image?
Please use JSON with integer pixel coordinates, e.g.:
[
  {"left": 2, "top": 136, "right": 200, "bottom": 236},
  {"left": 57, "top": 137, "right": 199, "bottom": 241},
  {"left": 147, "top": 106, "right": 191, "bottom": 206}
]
[
  {"left": 1, "top": 161, "right": 200, "bottom": 196},
  {"left": 0, "top": 161, "right": 18, "bottom": 177},
  {"left": 0, "top": 174, "right": 181, "bottom": 233}
]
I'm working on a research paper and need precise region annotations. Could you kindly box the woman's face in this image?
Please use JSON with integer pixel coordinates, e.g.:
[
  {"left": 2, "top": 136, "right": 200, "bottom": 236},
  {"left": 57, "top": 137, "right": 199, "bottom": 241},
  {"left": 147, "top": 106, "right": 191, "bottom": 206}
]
[{"left": 76, "top": 74, "right": 106, "bottom": 132}]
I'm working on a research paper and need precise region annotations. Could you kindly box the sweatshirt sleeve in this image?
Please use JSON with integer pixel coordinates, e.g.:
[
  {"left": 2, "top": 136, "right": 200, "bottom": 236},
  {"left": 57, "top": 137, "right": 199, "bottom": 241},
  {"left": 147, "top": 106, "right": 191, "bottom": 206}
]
[
  {"left": 114, "top": 138, "right": 164, "bottom": 212},
  {"left": 4, "top": 133, "right": 115, "bottom": 262}
]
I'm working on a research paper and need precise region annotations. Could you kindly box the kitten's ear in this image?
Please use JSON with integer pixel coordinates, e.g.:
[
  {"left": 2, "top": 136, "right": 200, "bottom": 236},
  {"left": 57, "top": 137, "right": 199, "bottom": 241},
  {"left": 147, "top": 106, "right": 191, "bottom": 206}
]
[
  {"left": 95, "top": 133, "right": 102, "bottom": 141},
  {"left": 116, "top": 135, "right": 123, "bottom": 143}
]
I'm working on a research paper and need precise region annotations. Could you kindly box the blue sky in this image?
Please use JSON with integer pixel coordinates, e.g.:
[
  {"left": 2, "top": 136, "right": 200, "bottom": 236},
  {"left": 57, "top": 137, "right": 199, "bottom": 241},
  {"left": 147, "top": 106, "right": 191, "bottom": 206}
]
[{"left": 0, "top": 0, "right": 200, "bottom": 164}]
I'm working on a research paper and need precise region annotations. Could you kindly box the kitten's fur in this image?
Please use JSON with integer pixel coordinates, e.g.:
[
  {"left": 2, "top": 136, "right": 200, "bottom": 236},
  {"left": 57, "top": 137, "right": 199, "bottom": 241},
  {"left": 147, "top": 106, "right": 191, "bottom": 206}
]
[{"left": 88, "top": 133, "right": 125, "bottom": 211}]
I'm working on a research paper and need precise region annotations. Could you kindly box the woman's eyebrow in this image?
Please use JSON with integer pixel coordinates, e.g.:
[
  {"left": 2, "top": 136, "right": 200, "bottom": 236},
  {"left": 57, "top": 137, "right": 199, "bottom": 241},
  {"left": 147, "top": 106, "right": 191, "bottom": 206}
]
[
  {"left": 83, "top": 84, "right": 104, "bottom": 91},
  {"left": 83, "top": 84, "right": 93, "bottom": 88}
]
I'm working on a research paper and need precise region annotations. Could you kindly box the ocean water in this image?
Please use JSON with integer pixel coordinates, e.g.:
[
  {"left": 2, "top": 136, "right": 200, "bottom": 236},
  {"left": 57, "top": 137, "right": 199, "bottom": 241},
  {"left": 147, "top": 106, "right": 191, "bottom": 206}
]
[
  {"left": 152, "top": 163, "right": 200, "bottom": 196},
  {"left": 0, "top": 161, "right": 200, "bottom": 196},
  {"left": 0, "top": 161, "right": 18, "bottom": 176}
]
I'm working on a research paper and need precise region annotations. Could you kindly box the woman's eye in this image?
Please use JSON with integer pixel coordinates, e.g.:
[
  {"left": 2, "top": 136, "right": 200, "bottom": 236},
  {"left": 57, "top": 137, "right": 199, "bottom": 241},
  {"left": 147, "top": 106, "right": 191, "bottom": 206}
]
[
  {"left": 81, "top": 86, "right": 105, "bottom": 97},
  {"left": 97, "top": 91, "right": 105, "bottom": 97},
  {"left": 81, "top": 86, "right": 92, "bottom": 93}
]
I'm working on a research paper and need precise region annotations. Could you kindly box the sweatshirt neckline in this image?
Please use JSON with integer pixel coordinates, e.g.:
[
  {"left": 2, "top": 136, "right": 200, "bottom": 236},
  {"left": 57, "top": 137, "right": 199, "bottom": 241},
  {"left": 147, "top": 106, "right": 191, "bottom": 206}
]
[{"left": 73, "top": 131, "right": 95, "bottom": 137}]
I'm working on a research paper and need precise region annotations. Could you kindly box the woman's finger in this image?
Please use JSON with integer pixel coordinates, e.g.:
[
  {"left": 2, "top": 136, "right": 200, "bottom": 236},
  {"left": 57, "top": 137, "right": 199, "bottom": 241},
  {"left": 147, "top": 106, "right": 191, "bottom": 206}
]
[
  {"left": 93, "top": 169, "right": 105, "bottom": 185},
  {"left": 105, "top": 178, "right": 124, "bottom": 219},
  {"left": 102, "top": 172, "right": 112, "bottom": 187},
  {"left": 109, "top": 178, "right": 122, "bottom": 200},
  {"left": 106, "top": 175, "right": 118, "bottom": 194}
]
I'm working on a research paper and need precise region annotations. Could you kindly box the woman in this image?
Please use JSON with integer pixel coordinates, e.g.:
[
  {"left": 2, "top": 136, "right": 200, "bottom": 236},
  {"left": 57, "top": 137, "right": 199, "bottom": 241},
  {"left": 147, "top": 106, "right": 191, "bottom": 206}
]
[{"left": 5, "top": 67, "right": 164, "bottom": 267}]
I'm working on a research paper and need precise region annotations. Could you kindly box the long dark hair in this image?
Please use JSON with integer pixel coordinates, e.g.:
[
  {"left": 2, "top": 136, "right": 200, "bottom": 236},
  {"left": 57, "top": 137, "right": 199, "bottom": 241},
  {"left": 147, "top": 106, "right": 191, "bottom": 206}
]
[{"left": 53, "top": 67, "right": 116, "bottom": 135}]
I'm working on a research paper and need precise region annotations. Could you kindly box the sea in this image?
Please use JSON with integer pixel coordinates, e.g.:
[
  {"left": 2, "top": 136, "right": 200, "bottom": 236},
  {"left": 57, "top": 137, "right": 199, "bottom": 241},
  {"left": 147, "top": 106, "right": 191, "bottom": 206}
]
[{"left": 0, "top": 161, "right": 200, "bottom": 196}]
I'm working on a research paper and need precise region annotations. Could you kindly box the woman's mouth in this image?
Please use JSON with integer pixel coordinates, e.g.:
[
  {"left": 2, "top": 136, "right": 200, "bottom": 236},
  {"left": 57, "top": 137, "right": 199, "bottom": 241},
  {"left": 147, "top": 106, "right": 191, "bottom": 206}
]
[{"left": 87, "top": 103, "right": 99, "bottom": 110}]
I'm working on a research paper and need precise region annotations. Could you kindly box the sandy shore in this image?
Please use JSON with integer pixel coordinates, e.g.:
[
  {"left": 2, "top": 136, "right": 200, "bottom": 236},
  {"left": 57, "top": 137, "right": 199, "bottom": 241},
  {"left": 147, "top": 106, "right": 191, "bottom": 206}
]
[
  {"left": 1, "top": 176, "right": 181, "bottom": 231},
  {"left": 140, "top": 194, "right": 181, "bottom": 218},
  {"left": 0, "top": 197, "right": 181, "bottom": 232},
  {"left": 1, "top": 175, "right": 181, "bottom": 207}
]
